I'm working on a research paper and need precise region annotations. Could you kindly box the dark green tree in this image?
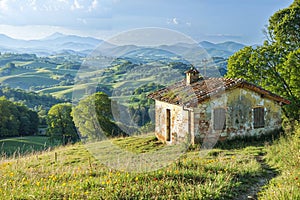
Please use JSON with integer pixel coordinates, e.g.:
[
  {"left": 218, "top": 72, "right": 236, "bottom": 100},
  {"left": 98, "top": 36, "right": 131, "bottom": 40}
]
[
  {"left": 0, "top": 97, "right": 20, "bottom": 137},
  {"left": 28, "top": 110, "right": 39, "bottom": 135},
  {"left": 0, "top": 97, "right": 38, "bottom": 137},
  {"left": 226, "top": 0, "right": 300, "bottom": 120}
]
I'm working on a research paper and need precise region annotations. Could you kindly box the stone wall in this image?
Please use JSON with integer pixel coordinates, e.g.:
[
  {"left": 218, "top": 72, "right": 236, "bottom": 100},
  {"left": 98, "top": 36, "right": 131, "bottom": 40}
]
[
  {"left": 154, "top": 100, "right": 189, "bottom": 144},
  {"left": 155, "top": 87, "right": 283, "bottom": 144},
  {"left": 197, "top": 88, "right": 282, "bottom": 140}
]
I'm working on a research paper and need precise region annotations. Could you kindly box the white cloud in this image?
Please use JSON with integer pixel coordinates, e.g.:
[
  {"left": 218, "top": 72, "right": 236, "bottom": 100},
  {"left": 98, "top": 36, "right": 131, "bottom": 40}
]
[
  {"left": 71, "top": 0, "right": 83, "bottom": 10},
  {"left": 167, "top": 17, "right": 192, "bottom": 26},
  {"left": 28, "top": 0, "right": 38, "bottom": 11},
  {"left": 167, "top": 17, "right": 180, "bottom": 25},
  {"left": 0, "top": 0, "right": 10, "bottom": 11},
  {"left": 0, "top": 0, "right": 74, "bottom": 13},
  {"left": 0, "top": 0, "right": 109, "bottom": 15},
  {"left": 172, "top": 17, "right": 178, "bottom": 25},
  {"left": 88, "top": 0, "right": 98, "bottom": 11},
  {"left": 57, "top": 0, "right": 69, "bottom": 3}
]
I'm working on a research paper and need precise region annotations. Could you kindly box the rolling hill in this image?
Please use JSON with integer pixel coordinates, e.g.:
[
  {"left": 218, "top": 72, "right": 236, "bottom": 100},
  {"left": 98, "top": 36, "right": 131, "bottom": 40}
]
[
  {"left": 0, "top": 35, "right": 245, "bottom": 101},
  {"left": 0, "top": 32, "right": 245, "bottom": 58},
  {"left": 199, "top": 41, "right": 245, "bottom": 58}
]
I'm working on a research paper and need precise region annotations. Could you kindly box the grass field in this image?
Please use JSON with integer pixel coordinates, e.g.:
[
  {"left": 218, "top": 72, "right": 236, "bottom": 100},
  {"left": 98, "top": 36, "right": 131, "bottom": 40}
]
[
  {"left": 0, "top": 129, "right": 299, "bottom": 199},
  {"left": 0, "top": 134, "right": 285, "bottom": 199},
  {"left": 4, "top": 75, "right": 59, "bottom": 87},
  {"left": 38, "top": 86, "right": 74, "bottom": 96},
  {"left": 258, "top": 123, "right": 300, "bottom": 200},
  {"left": 37, "top": 83, "right": 96, "bottom": 99},
  {"left": 0, "top": 136, "right": 53, "bottom": 158},
  {"left": 21, "top": 61, "right": 57, "bottom": 69}
]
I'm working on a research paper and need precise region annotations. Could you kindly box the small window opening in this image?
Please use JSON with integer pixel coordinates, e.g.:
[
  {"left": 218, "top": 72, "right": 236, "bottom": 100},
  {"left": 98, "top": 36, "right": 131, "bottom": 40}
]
[
  {"left": 213, "top": 108, "right": 226, "bottom": 130},
  {"left": 253, "top": 107, "right": 265, "bottom": 128},
  {"left": 166, "top": 109, "right": 171, "bottom": 141}
]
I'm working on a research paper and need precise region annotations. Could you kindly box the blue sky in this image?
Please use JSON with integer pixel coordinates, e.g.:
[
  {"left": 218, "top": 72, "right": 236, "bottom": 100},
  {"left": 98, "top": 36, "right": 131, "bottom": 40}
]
[{"left": 0, "top": 0, "right": 294, "bottom": 44}]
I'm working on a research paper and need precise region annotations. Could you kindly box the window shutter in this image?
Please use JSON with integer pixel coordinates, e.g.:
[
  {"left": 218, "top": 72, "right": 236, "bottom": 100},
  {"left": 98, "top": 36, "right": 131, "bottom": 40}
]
[
  {"left": 253, "top": 107, "right": 265, "bottom": 128},
  {"left": 213, "top": 108, "right": 226, "bottom": 130}
]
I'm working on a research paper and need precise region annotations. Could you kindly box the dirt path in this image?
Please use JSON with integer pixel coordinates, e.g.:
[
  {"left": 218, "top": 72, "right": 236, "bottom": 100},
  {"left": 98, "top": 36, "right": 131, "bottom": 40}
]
[{"left": 234, "top": 156, "right": 278, "bottom": 200}]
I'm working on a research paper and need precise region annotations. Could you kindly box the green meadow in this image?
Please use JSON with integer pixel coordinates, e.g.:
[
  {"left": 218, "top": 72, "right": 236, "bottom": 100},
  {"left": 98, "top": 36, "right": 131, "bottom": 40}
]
[
  {"left": 0, "top": 136, "right": 53, "bottom": 157},
  {"left": 0, "top": 129, "right": 298, "bottom": 199}
]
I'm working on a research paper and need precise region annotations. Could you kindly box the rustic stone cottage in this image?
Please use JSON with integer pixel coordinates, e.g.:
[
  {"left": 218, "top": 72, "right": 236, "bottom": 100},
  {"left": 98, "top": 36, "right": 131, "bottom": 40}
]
[{"left": 148, "top": 67, "right": 290, "bottom": 145}]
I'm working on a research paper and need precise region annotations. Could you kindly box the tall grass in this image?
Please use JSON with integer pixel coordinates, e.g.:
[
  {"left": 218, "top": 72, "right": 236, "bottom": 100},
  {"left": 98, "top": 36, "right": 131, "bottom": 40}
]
[
  {"left": 0, "top": 135, "right": 268, "bottom": 199},
  {"left": 258, "top": 122, "right": 300, "bottom": 200}
]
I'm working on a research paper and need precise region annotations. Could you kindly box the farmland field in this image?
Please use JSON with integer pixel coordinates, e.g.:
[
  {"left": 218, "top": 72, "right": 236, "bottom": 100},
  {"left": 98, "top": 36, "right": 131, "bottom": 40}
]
[{"left": 0, "top": 136, "right": 53, "bottom": 157}]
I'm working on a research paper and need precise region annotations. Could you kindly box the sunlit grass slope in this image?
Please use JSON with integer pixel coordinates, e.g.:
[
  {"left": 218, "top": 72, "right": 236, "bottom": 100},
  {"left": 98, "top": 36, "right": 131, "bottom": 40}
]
[{"left": 0, "top": 134, "right": 272, "bottom": 199}]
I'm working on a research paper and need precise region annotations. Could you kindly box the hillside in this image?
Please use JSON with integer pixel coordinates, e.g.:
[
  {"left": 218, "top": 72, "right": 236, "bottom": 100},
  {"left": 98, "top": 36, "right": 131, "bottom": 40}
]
[
  {"left": 0, "top": 36, "right": 243, "bottom": 102},
  {"left": 0, "top": 134, "right": 276, "bottom": 199},
  {"left": 0, "top": 50, "right": 227, "bottom": 101},
  {"left": 0, "top": 130, "right": 298, "bottom": 199},
  {"left": 199, "top": 41, "right": 245, "bottom": 58},
  {"left": 0, "top": 86, "right": 62, "bottom": 110},
  {"left": 0, "top": 53, "right": 81, "bottom": 97}
]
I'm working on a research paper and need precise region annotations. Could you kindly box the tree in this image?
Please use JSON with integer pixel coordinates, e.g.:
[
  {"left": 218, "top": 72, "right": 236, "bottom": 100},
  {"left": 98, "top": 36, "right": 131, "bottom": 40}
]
[
  {"left": 0, "top": 97, "right": 20, "bottom": 137},
  {"left": 47, "top": 103, "right": 79, "bottom": 144},
  {"left": 226, "top": 0, "right": 300, "bottom": 120},
  {"left": 72, "top": 92, "right": 125, "bottom": 140},
  {"left": 226, "top": 46, "right": 258, "bottom": 83},
  {"left": 0, "top": 97, "right": 39, "bottom": 137},
  {"left": 17, "top": 105, "right": 31, "bottom": 136},
  {"left": 268, "top": 0, "right": 300, "bottom": 50}
]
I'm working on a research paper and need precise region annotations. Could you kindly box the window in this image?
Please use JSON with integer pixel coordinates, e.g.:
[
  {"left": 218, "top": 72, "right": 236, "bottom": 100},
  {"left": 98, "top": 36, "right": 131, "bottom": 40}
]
[
  {"left": 213, "top": 108, "right": 226, "bottom": 130},
  {"left": 166, "top": 109, "right": 171, "bottom": 141},
  {"left": 253, "top": 107, "right": 265, "bottom": 128}
]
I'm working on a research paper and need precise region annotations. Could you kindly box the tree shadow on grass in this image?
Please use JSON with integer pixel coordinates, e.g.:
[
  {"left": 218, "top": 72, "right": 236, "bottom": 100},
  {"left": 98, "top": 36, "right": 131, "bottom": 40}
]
[
  {"left": 231, "top": 156, "right": 278, "bottom": 200},
  {"left": 214, "top": 129, "right": 283, "bottom": 150},
  {"left": 208, "top": 130, "right": 282, "bottom": 200}
]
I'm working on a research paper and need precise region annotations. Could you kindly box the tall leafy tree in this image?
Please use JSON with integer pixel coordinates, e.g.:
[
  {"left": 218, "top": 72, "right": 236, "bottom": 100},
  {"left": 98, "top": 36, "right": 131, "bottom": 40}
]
[
  {"left": 227, "top": 46, "right": 259, "bottom": 84},
  {"left": 0, "top": 97, "right": 39, "bottom": 137},
  {"left": 28, "top": 110, "right": 39, "bottom": 135},
  {"left": 47, "top": 103, "right": 79, "bottom": 144},
  {"left": 226, "top": 0, "right": 300, "bottom": 119},
  {"left": 72, "top": 92, "right": 125, "bottom": 140},
  {"left": 0, "top": 97, "right": 20, "bottom": 137}
]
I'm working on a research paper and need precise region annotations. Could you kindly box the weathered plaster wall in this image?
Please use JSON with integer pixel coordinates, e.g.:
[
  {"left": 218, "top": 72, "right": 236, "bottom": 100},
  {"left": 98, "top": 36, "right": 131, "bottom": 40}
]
[
  {"left": 155, "top": 87, "right": 283, "bottom": 144},
  {"left": 155, "top": 100, "right": 189, "bottom": 144},
  {"left": 197, "top": 88, "right": 282, "bottom": 140}
]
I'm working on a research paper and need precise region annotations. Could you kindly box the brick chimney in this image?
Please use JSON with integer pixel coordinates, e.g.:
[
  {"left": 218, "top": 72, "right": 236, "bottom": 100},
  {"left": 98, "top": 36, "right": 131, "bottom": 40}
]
[{"left": 185, "top": 66, "right": 200, "bottom": 85}]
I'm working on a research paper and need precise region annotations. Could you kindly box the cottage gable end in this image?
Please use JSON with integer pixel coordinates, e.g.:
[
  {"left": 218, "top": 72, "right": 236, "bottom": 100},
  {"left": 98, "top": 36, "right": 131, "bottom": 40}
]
[{"left": 148, "top": 76, "right": 290, "bottom": 145}]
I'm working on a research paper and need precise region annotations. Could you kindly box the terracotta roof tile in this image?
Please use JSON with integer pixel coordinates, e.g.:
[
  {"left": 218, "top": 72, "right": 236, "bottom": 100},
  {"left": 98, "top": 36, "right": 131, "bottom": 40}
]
[{"left": 147, "top": 77, "right": 290, "bottom": 107}]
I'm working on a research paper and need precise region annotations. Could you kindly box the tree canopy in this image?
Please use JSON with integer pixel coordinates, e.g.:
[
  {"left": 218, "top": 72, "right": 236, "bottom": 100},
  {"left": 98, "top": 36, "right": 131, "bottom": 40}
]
[
  {"left": 0, "top": 97, "right": 38, "bottom": 137},
  {"left": 72, "top": 92, "right": 125, "bottom": 141},
  {"left": 226, "top": 0, "right": 300, "bottom": 120},
  {"left": 0, "top": 85, "right": 62, "bottom": 110},
  {"left": 47, "top": 103, "right": 79, "bottom": 144}
]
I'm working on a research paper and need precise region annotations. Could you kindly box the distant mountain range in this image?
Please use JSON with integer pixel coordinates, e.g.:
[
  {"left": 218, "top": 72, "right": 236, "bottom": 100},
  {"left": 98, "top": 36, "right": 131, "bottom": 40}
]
[
  {"left": 199, "top": 41, "right": 245, "bottom": 58},
  {"left": 0, "top": 32, "right": 245, "bottom": 58},
  {"left": 0, "top": 32, "right": 102, "bottom": 56}
]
